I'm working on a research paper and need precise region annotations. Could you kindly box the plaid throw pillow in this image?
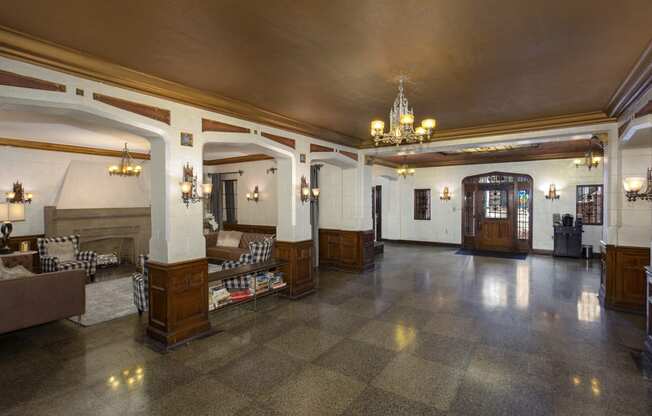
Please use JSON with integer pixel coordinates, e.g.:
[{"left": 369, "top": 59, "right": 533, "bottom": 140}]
[{"left": 248, "top": 238, "right": 273, "bottom": 263}]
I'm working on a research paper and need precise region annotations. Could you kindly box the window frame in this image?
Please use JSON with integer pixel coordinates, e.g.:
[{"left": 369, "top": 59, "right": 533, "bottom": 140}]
[
  {"left": 413, "top": 188, "right": 431, "bottom": 221},
  {"left": 575, "top": 184, "right": 603, "bottom": 226}
]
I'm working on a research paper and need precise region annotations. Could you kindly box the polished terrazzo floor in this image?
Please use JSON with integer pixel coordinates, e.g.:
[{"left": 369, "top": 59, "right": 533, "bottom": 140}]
[{"left": 1, "top": 243, "right": 650, "bottom": 415}]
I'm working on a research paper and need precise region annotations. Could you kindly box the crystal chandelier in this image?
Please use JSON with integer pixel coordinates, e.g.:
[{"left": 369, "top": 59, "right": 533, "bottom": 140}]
[
  {"left": 573, "top": 136, "right": 602, "bottom": 171},
  {"left": 371, "top": 78, "right": 437, "bottom": 146},
  {"left": 396, "top": 165, "right": 415, "bottom": 178},
  {"left": 108, "top": 143, "right": 143, "bottom": 177}
]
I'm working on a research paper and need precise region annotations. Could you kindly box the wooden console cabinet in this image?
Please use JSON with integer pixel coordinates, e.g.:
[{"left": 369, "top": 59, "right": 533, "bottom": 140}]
[
  {"left": 319, "top": 229, "right": 375, "bottom": 272},
  {"left": 146, "top": 258, "right": 210, "bottom": 347},
  {"left": 600, "top": 241, "right": 650, "bottom": 314},
  {"left": 645, "top": 266, "right": 652, "bottom": 361},
  {"left": 275, "top": 240, "right": 314, "bottom": 299}
]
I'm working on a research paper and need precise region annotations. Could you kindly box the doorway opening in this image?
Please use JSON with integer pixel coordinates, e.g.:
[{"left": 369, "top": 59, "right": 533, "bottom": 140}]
[
  {"left": 461, "top": 172, "right": 533, "bottom": 252},
  {"left": 372, "top": 185, "right": 382, "bottom": 242}
]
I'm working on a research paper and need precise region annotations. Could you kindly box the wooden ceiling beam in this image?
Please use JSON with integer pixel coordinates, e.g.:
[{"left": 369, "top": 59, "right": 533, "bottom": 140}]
[
  {"left": 204, "top": 154, "right": 274, "bottom": 166},
  {"left": 0, "top": 136, "right": 150, "bottom": 159}
]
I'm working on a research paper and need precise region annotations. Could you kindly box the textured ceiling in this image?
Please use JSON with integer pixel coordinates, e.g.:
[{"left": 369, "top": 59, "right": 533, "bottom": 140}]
[{"left": 0, "top": 0, "right": 651, "bottom": 147}]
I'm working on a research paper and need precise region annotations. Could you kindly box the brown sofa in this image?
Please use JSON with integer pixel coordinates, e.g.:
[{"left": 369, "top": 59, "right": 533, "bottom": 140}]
[
  {"left": 205, "top": 231, "right": 275, "bottom": 261},
  {"left": 0, "top": 269, "right": 86, "bottom": 334}
]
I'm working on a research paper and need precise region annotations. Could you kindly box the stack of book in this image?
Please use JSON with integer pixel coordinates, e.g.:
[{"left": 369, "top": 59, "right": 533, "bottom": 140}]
[
  {"left": 209, "top": 287, "right": 230, "bottom": 310},
  {"left": 229, "top": 289, "right": 253, "bottom": 302},
  {"left": 254, "top": 274, "right": 271, "bottom": 293},
  {"left": 269, "top": 272, "right": 286, "bottom": 289}
]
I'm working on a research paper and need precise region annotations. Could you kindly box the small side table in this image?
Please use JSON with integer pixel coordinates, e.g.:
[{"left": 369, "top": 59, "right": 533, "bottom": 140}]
[{"left": 0, "top": 250, "right": 37, "bottom": 272}]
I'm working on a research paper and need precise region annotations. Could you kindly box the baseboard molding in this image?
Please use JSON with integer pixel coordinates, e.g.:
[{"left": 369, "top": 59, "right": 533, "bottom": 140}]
[
  {"left": 531, "top": 249, "right": 553, "bottom": 256},
  {"left": 381, "top": 239, "right": 460, "bottom": 248}
]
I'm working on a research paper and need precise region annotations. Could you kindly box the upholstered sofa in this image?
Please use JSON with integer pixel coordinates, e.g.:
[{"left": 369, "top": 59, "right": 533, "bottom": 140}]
[
  {"left": 0, "top": 265, "right": 85, "bottom": 334},
  {"left": 205, "top": 231, "right": 275, "bottom": 261}
]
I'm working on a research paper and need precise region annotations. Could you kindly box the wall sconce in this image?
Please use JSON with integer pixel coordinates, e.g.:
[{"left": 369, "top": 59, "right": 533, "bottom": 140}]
[
  {"left": 6, "top": 182, "right": 32, "bottom": 204},
  {"left": 623, "top": 168, "right": 652, "bottom": 202},
  {"left": 545, "top": 183, "right": 560, "bottom": 200},
  {"left": 180, "top": 163, "right": 212, "bottom": 207},
  {"left": 0, "top": 203, "right": 25, "bottom": 254},
  {"left": 267, "top": 167, "right": 277, "bottom": 175},
  {"left": 440, "top": 186, "right": 451, "bottom": 201},
  {"left": 246, "top": 186, "right": 260, "bottom": 202},
  {"left": 300, "top": 176, "right": 320, "bottom": 203}
]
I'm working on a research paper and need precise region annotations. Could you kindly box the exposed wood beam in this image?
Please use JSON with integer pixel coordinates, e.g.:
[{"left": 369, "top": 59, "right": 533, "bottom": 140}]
[
  {"left": 310, "top": 143, "right": 333, "bottom": 152},
  {"left": 261, "top": 132, "right": 295, "bottom": 149},
  {"left": 201, "top": 117, "right": 250, "bottom": 133},
  {"left": 0, "top": 68, "right": 66, "bottom": 92},
  {"left": 93, "top": 92, "right": 170, "bottom": 125},
  {"left": 340, "top": 150, "right": 359, "bottom": 161},
  {"left": 0, "top": 136, "right": 150, "bottom": 159},
  {"left": 203, "top": 154, "right": 274, "bottom": 166}
]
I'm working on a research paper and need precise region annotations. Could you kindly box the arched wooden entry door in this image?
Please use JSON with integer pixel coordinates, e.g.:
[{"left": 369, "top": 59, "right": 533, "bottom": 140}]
[{"left": 461, "top": 172, "right": 533, "bottom": 252}]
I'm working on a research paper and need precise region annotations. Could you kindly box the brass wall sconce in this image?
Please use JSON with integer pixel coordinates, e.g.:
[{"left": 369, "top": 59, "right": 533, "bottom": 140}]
[
  {"left": 545, "top": 184, "right": 560, "bottom": 200},
  {"left": 267, "top": 167, "right": 277, "bottom": 175},
  {"left": 6, "top": 182, "right": 32, "bottom": 204},
  {"left": 623, "top": 168, "right": 652, "bottom": 202},
  {"left": 180, "top": 163, "right": 212, "bottom": 207},
  {"left": 246, "top": 186, "right": 260, "bottom": 202},
  {"left": 440, "top": 186, "right": 451, "bottom": 201},
  {"left": 300, "top": 176, "right": 320, "bottom": 203}
]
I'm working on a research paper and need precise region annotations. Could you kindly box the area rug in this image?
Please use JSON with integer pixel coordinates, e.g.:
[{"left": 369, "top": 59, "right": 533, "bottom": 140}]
[
  {"left": 454, "top": 248, "right": 527, "bottom": 260},
  {"left": 68, "top": 276, "right": 137, "bottom": 327}
]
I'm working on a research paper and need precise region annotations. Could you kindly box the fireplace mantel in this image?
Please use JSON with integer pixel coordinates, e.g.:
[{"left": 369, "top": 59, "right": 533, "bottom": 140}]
[{"left": 44, "top": 206, "right": 151, "bottom": 263}]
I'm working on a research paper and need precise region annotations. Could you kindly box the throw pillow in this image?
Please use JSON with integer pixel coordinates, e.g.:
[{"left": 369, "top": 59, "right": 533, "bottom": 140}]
[
  {"left": 0, "top": 262, "right": 34, "bottom": 280},
  {"left": 217, "top": 231, "right": 243, "bottom": 248},
  {"left": 248, "top": 238, "right": 273, "bottom": 263},
  {"left": 46, "top": 240, "right": 76, "bottom": 262}
]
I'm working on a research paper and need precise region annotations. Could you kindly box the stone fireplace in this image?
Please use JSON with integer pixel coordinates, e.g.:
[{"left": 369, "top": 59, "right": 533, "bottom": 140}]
[{"left": 44, "top": 207, "right": 150, "bottom": 264}]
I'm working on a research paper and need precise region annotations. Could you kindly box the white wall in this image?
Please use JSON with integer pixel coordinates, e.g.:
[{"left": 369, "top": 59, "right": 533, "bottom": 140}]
[
  {"left": 618, "top": 139, "right": 652, "bottom": 247},
  {"left": 204, "top": 159, "right": 278, "bottom": 226},
  {"left": 317, "top": 162, "right": 369, "bottom": 231},
  {"left": 370, "top": 158, "right": 604, "bottom": 251},
  {"left": 0, "top": 147, "right": 151, "bottom": 236}
]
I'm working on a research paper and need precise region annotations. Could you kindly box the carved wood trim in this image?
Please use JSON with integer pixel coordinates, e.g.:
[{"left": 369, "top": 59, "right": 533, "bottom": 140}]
[
  {"left": 340, "top": 150, "right": 359, "bottom": 161},
  {"left": 201, "top": 118, "right": 250, "bottom": 133},
  {"left": 0, "top": 136, "right": 150, "bottom": 159},
  {"left": 261, "top": 132, "right": 295, "bottom": 149},
  {"left": 635, "top": 99, "right": 652, "bottom": 118},
  {"left": 0, "top": 26, "right": 357, "bottom": 146},
  {"left": 204, "top": 154, "right": 274, "bottom": 166},
  {"left": 361, "top": 112, "right": 615, "bottom": 148},
  {"left": 607, "top": 40, "right": 652, "bottom": 117},
  {"left": 0, "top": 68, "right": 66, "bottom": 92},
  {"left": 92, "top": 92, "right": 171, "bottom": 125},
  {"left": 310, "top": 144, "right": 333, "bottom": 153}
]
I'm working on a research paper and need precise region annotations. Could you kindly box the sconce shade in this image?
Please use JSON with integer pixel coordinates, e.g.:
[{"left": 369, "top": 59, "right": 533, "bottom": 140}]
[
  {"left": 623, "top": 176, "right": 645, "bottom": 193},
  {"left": 311, "top": 188, "right": 320, "bottom": 198},
  {"left": 0, "top": 203, "right": 25, "bottom": 222},
  {"left": 180, "top": 182, "right": 192, "bottom": 194},
  {"left": 302, "top": 187, "right": 310, "bottom": 196},
  {"left": 202, "top": 183, "right": 213, "bottom": 195}
]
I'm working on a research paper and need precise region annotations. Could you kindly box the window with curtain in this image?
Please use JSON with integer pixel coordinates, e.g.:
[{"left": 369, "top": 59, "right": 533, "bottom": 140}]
[
  {"left": 222, "top": 179, "right": 238, "bottom": 224},
  {"left": 576, "top": 185, "right": 603, "bottom": 225},
  {"left": 414, "top": 189, "right": 431, "bottom": 220}
]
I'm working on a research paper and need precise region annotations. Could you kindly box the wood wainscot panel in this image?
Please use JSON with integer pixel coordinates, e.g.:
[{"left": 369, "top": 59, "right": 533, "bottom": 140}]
[
  {"left": 146, "top": 258, "right": 210, "bottom": 347},
  {"left": 275, "top": 240, "right": 314, "bottom": 299},
  {"left": 646, "top": 267, "right": 652, "bottom": 362},
  {"left": 222, "top": 223, "right": 277, "bottom": 235},
  {"left": 318, "top": 229, "right": 375, "bottom": 272},
  {"left": 600, "top": 242, "right": 650, "bottom": 315},
  {"left": 93, "top": 93, "right": 171, "bottom": 125}
]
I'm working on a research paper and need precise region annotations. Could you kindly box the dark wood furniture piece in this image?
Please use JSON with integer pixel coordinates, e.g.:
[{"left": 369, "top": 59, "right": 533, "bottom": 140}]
[
  {"left": 461, "top": 172, "right": 533, "bottom": 253},
  {"left": 0, "top": 250, "right": 37, "bottom": 272},
  {"left": 553, "top": 225, "right": 582, "bottom": 258},
  {"left": 645, "top": 266, "right": 652, "bottom": 361},
  {"left": 600, "top": 241, "right": 650, "bottom": 315},
  {"left": 222, "top": 223, "right": 277, "bottom": 235},
  {"left": 319, "top": 229, "right": 375, "bottom": 272}
]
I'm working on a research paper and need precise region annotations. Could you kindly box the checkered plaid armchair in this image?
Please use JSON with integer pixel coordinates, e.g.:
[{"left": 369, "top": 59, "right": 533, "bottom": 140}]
[
  {"left": 132, "top": 254, "right": 149, "bottom": 315},
  {"left": 221, "top": 238, "right": 274, "bottom": 289},
  {"left": 37, "top": 235, "right": 97, "bottom": 279}
]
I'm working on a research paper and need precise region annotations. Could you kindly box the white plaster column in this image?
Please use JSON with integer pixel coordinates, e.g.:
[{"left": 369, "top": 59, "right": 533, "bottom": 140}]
[
  {"left": 148, "top": 129, "right": 205, "bottom": 263},
  {"left": 603, "top": 126, "right": 620, "bottom": 245},
  {"left": 276, "top": 151, "right": 311, "bottom": 242},
  {"left": 340, "top": 157, "right": 373, "bottom": 231}
]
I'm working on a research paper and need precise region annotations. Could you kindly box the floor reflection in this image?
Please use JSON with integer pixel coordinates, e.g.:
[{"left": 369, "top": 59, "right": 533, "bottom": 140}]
[{"left": 577, "top": 291, "right": 601, "bottom": 322}]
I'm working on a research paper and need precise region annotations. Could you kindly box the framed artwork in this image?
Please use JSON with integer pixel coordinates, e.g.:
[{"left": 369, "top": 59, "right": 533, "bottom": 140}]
[{"left": 180, "top": 132, "right": 194, "bottom": 147}]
